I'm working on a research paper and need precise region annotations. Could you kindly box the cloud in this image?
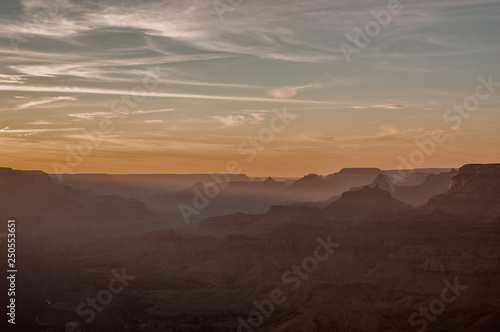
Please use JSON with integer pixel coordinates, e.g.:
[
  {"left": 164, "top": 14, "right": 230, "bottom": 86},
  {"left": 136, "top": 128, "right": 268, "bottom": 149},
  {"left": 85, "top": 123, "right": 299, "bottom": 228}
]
[
  {"left": 0, "top": 0, "right": 497, "bottom": 169},
  {"left": 302, "top": 126, "right": 425, "bottom": 147},
  {"left": 132, "top": 108, "right": 175, "bottom": 115},
  {"left": 352, "top": 104, "right": 404, "bottom": 110},
  {"left": 161, "top": 78, "right": 260, "bottom": 90},
  {"left": 67, "top": 108, "right": 176, "bottom": 121},
  {"left": 28, "top": 120, "right": 57, "bottom": 125},
  {"left": 10, "top": 64, "right": 102, "bottom": 78},
  {"left": 17, "top": 96, "right": 77, "bottom": 109},
  {"left": 210, "top": 113, "right": 266, "bottom": 127},
  {"left": 8, "top": 54, "right": 232, "bottom": 82},
  {"left": 0, "top": 85, "right": 334, "bottom": 105},
  {"left": 0, "top": 74, "right": 26, "bottom": 84},
  {"left": 333, "top": 124, "right": 427, "bottom": 144},
  {"left": 0, "top": 127, "right": 83, "bottom": 137},
  {"left": 266, "top": 83, "right": 321, "bottom": 99},
  {"left": 144, "top": 120, "right": 164, "bottom": 124},
  {"left": 68, "top": 112, "right": 117, "bottom": 121},
  {"left": 373, "top": 104, "right": 404, "bottom": 110}
]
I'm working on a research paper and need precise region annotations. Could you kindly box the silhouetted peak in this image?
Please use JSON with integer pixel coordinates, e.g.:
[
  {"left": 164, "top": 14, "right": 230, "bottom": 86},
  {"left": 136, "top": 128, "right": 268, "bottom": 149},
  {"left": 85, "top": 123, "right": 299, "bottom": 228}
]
[
  {"left": 264, "top": 176, "right": 277, "bottom": 183},
  {"left": 329, "top": 185, "right": 411, "bottom": 210},
  {"left": 292, "top": 173, "right": 327, "bottom": 188},
  {"left": 349, "top": 185, "right": 388, "bottom": 196},
  {"left": 324, "top": 168, "right": 382, "bottom": 183},
  {"left": 298, "top": 173, "right": 322, "bottom": 182},
  {"left": 338, "top": 168, "right": 381, "bottom": 174}
]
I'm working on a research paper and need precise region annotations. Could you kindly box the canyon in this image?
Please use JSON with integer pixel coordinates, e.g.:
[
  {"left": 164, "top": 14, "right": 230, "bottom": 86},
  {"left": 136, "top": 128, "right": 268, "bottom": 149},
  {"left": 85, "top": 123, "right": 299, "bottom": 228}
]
[{"left": 0, "top": 164, "right": 499, "bottom": 331}]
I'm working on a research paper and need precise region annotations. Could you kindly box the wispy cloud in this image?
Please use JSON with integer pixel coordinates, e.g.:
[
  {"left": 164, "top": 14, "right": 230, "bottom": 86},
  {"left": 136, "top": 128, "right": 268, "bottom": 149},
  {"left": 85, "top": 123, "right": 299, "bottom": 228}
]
[
  {"left": 0, "top": 0, "right": 497, "bottom": 174},
  {"left": 373, "top": 104, "right": 404, "bottom": 110},
  {"left": 300, "top": 124, "right": 432, "bottom": 145},
  {"left": 0, "top": 85, "right": 335, "bottom": 105},
  {"left": 266, "top": 83, "right": 321, "bottom": 99},
  {"left": 0, "top": 127, "right": 83, "bottom": 137},
  {"left": 352, "top": 104, "right": 404, "bottom": 110},
  {"left": 17, "top": 96, "right": 77, "bottom": 109},
  {"left": 334, "top": 124, "right": 427, "bottom": 144},
  {"left": 68, "top": 112, "right": 116, "bottom": 121},
  {"left": 211, "top": 113, "right": 266, "bottom": 127},
  {"left": 68, "top": 108, "right": 176, "bottom": 121},
  {"left": 132, "top": 108, "right": 175, "bottom": 115},
  {"left": 0, "top": 74, "right": 26, "bottom": 83},
  {"left": 144, "top": 120, "right": 164, "bottom": 124},
  {"left": 28, "top": 120, "right": 57, "bottom": 125}
]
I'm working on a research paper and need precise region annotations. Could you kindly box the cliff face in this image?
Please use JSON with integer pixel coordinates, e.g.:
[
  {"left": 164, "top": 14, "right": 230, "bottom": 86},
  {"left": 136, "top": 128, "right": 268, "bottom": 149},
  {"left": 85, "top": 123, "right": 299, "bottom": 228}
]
[
  {"left": 0, "top": 168, "right": 152, "bottom": 225},
  {"left": 0, "top": 167, "right": 51, "bottom": 184},
  {"left": 448, "top": 164, "right": 500, "bottom": 194},
  {"left": 427, "top": 164, "right": 500, "bottom": 219}
]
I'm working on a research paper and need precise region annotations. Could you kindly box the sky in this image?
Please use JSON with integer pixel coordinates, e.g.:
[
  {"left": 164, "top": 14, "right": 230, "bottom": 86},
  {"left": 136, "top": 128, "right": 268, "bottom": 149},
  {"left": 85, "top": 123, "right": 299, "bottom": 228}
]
[{"left": 0, "top": 0, "right": 499, "bottom": 177}]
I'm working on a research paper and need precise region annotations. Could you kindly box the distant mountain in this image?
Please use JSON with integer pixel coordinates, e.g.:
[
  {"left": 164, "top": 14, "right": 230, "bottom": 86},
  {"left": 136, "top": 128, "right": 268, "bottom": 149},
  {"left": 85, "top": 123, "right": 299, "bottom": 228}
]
[
  {"left": 323, "top": 168, "right": 381, "bottom": 194},
  {"left": 0, "top": 167, "right": 152, "bottom": 226},
  {"left": 291, "top": 173, "right": 327, "bottom": 186},
  {"left": 393, "top": 169, "right": 458, "bottom": 206},
  {"left": 349, "top": 173, "right": 393, "bottom": 192},
  {"left": 325, "top": 167, "right": 381, "bottom": 181},
  {"left": 53, "top": 173, "right": 251, "bottom": 194},
  {"left": 9, "top": 164, "right": 500, "bottom": 332},
  {"left": 215, "top": 176, "right": 288, "bottom": 195},
  {"left": 383, "top": 168, "right": 453, "bottom": 186},
  {"left": 352, "top": 169, "right": 458, "bottom": 206},
  {"left": 286, "top": 173, "right": 336, "bottom": 201},
  {"left": 291, "top": 173, "right": 329, "bottom": 189},
  {"left": 328, "top": 185, "right": 412, "bottom": 211}
]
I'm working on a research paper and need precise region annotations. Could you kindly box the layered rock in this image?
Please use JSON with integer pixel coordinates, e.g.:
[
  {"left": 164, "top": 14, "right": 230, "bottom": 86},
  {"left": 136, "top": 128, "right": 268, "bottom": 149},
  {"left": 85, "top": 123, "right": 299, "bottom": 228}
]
[{"left": 427, "top": 163, "right": 500, "bottom": 219}]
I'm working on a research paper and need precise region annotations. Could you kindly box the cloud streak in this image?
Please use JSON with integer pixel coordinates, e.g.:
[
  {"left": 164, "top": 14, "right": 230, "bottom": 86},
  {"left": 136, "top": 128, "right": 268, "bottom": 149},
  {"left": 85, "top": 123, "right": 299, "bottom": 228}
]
[
  {"left": 266, "top": 83, "right": 321, "bottom": 99},
  {"left": 17, "top": 96, "right": 77, "bottom": 109},
  {"left": 0, "top": 85, "right": 336, "bottom": 105}
]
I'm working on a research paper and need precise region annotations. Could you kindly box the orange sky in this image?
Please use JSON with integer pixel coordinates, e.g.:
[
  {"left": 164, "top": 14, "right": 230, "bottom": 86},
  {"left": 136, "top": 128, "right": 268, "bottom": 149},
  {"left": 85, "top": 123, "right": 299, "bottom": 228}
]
[{"left": 1, "top": 0, "right": 499, "bottom": 176}]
